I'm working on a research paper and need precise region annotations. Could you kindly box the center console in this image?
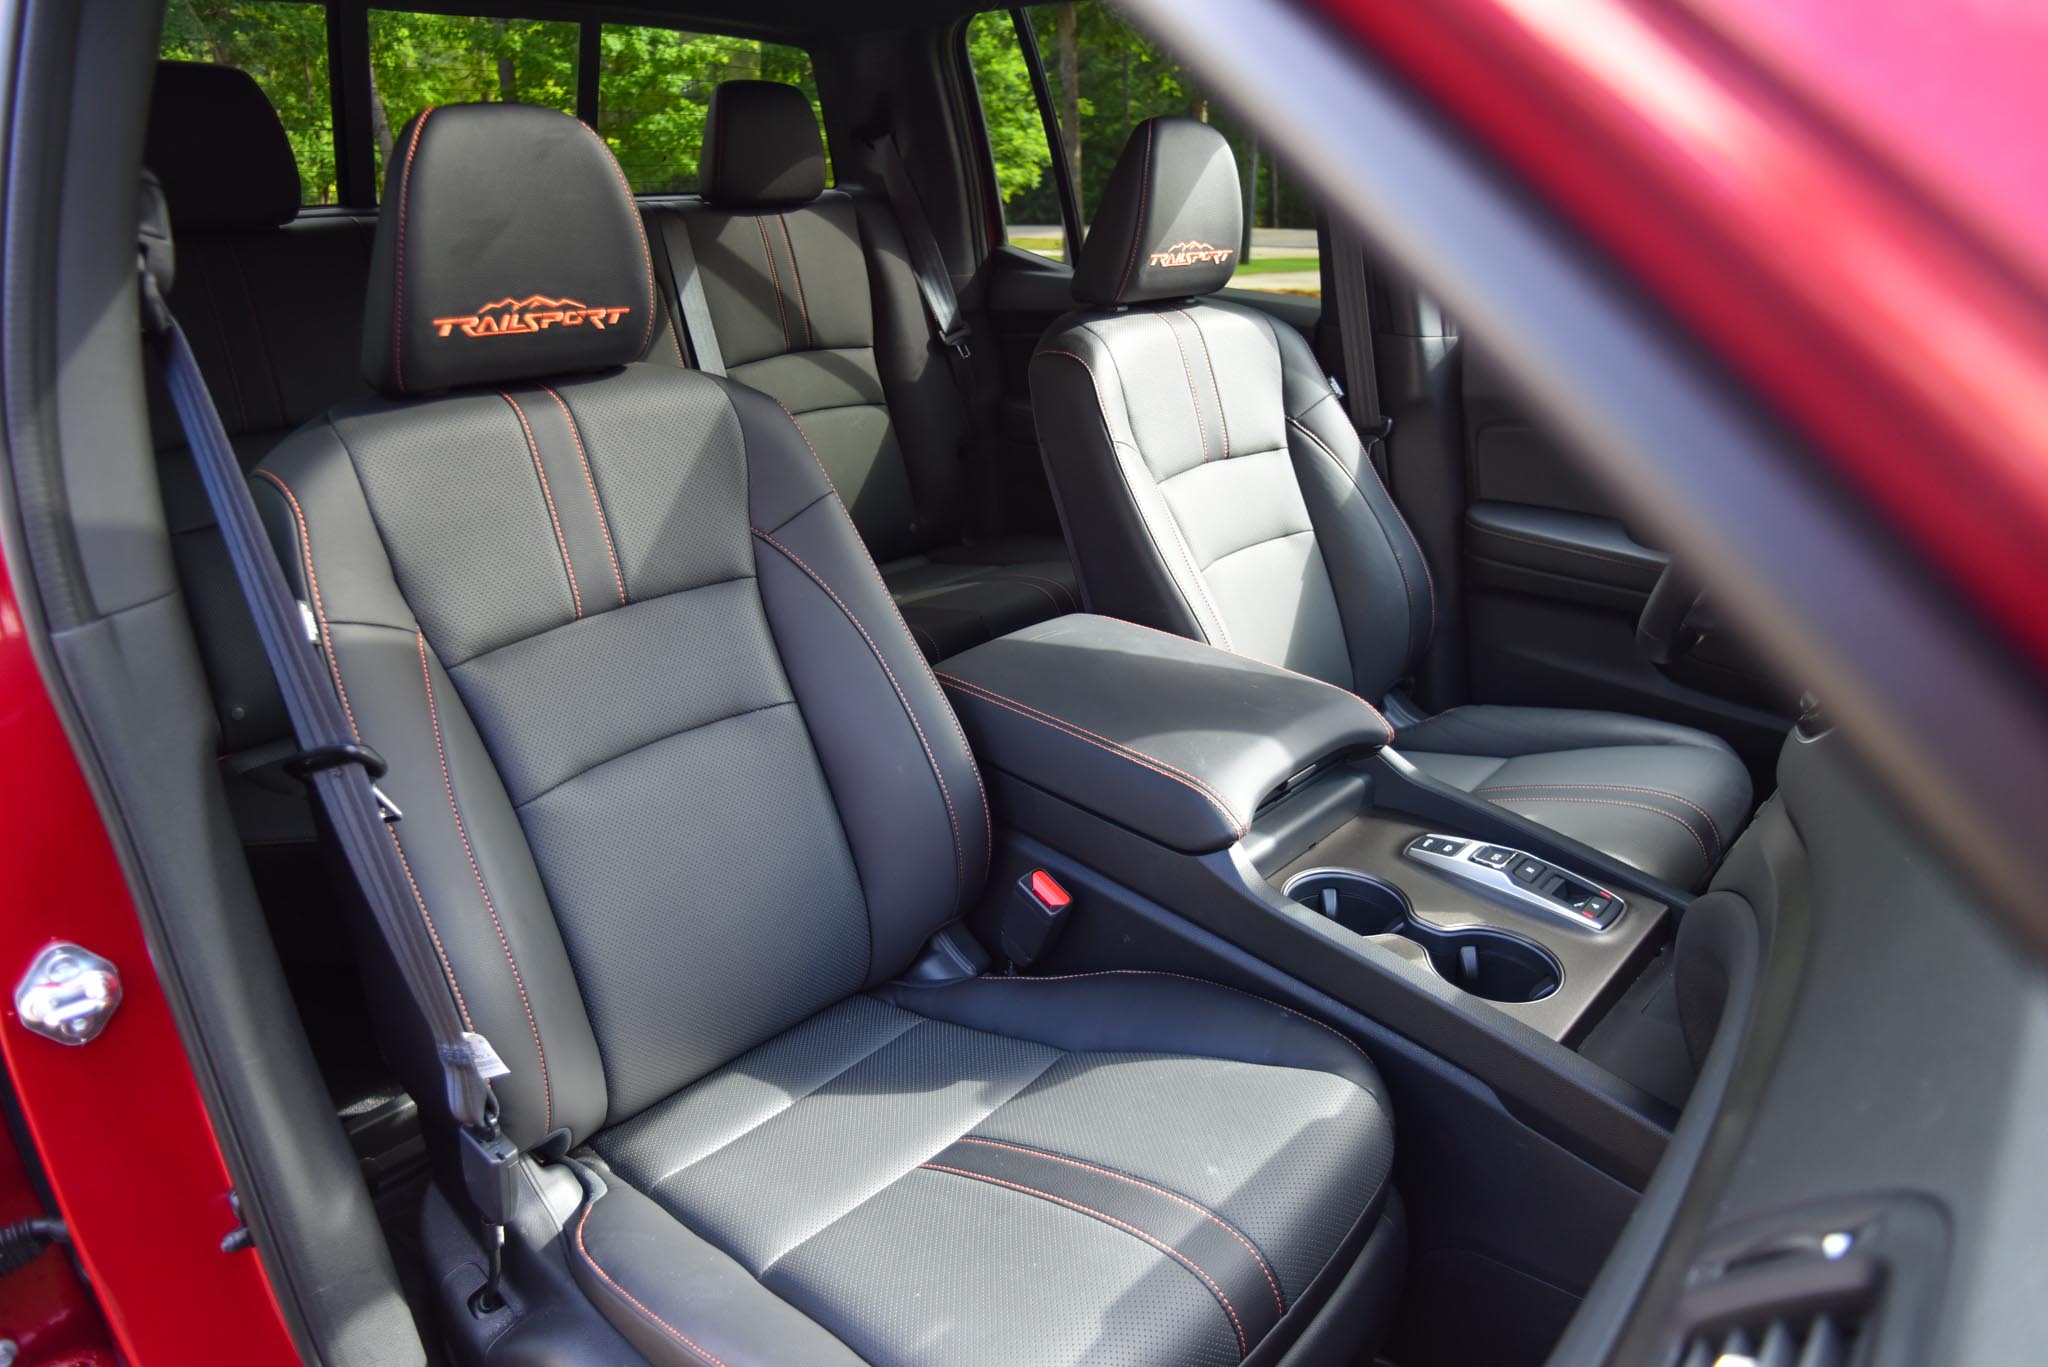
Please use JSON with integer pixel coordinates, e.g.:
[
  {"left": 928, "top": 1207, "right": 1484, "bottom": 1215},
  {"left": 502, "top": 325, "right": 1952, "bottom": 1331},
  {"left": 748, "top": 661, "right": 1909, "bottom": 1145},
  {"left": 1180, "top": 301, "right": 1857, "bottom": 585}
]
[{"left": 939, "top": 613, "right": 1690, "bottom": 1183}]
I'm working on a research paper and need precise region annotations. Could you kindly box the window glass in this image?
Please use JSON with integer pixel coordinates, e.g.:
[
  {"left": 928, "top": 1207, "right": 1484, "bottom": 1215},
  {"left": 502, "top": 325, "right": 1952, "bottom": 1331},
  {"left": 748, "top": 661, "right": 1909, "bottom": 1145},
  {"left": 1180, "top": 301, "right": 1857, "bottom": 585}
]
[
  {"left": 367, "top": 13, "right": 578, "bottom": 192},
  {"left": 599, "top": 27, "right": 824, "bottom": 194},
  {"left": 160, "top": 1, "right": 338, "bottom": 205},
  {"left": 969, "top": 4, "right": 1322, "bottom": 298}
]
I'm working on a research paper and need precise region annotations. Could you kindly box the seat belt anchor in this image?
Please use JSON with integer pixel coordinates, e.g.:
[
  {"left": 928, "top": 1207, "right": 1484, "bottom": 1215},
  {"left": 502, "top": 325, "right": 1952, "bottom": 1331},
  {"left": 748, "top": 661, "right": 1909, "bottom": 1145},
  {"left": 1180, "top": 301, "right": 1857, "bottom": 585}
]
[
  {"left": 283, "top": 742, "right": 403, "bottom": 822},
  {"left": 458, "top": 1113, "right": 521, "bottom": 1315}
]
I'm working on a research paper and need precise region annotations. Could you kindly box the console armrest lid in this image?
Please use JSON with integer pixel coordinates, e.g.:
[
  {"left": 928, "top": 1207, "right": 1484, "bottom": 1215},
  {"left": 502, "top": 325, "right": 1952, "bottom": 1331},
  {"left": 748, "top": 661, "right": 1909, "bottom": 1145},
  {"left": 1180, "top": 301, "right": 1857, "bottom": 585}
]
[{"left": 937, "top": 615, "right": 1394, "bottom": 852}]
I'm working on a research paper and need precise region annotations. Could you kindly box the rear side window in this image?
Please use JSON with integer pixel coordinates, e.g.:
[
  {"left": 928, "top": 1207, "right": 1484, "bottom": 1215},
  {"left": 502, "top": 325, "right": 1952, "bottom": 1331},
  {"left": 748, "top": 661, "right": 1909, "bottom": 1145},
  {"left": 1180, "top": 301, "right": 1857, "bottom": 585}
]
[
  {"left": 968, "top": 3, "right": 1323, "bottom": 299},
  {"left": 367, "top": 13, "right": 578, "bottom": 191},
  {"left": 159, "top": 1, "right": 338, "bottom": 205},
  {"left": 598, "top": 27, "right": 824, "bottom": 195}
]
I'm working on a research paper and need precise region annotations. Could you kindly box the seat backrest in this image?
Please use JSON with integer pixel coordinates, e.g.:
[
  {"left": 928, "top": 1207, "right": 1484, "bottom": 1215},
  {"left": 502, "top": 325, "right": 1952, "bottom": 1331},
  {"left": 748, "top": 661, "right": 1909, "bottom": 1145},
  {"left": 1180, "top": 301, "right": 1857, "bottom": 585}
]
[
  {"left": 254, "top": 102, "right": 988, "bottom": 1152},
  {"left": 642, "top": 80, "right": 971, "bottom": 564},
  {"left": 1031, "top": 117, "right": 1434, "bottom": 698},
  {"left": 145, "top": 61, "right": 376, "bottom": 755}
]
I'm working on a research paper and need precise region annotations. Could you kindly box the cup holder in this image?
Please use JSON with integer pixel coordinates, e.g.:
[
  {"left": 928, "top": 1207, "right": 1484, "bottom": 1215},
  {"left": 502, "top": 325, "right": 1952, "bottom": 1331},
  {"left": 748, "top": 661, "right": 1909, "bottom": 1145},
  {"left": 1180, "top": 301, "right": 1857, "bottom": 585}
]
[{"left": 1282, "top": 870, "right": 1561, "bottom": 1004}]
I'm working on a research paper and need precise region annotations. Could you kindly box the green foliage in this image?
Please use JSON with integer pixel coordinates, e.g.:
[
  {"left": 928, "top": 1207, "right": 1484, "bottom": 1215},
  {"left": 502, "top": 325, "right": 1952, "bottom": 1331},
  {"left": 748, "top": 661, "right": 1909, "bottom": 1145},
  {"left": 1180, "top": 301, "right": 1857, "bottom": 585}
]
[
  {"left": 596, "top": 27, "right": 822, "bottom": 195},
  {"left": 970, "top": 4, "right": 1319, "bottom": 236},
  {"left": 160, "top": 0, "right": 337, "bottom": 203},
  {"left": 966, "top": 12, "right": 1052, "bottom": 206},
  {"left": 367, "top": 15, "right": 577, "bottom": 184}
]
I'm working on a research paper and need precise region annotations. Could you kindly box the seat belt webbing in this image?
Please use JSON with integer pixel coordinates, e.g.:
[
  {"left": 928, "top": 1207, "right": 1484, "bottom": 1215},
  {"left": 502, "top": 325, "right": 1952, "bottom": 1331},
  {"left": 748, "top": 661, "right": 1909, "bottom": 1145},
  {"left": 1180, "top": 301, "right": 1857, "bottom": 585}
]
[
  {"left": 1328, "top": 220, "right": 1393, "bottom": 476},
  {"left": 656, "top": 213, "right": 725, "bottom": 376}
]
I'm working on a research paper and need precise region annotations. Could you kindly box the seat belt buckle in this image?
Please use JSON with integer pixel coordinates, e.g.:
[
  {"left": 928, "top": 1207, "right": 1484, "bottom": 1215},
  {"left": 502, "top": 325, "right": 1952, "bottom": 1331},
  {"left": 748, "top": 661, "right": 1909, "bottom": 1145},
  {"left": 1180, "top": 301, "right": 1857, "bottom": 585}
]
[
  {"left": 458, "top": 1120, "right": 521, "bottom": 1228},
  {"left": 941, "top": 325, "right": 973, "bottom": 360},
  {"left": 1002, "top": 869, "right": 1072, "bottom": 971}
]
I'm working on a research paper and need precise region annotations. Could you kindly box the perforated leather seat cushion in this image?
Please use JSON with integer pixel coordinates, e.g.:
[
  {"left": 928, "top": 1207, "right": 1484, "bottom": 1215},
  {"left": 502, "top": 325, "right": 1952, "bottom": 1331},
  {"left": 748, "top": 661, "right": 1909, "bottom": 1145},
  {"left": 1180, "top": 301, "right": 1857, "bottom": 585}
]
[{"left": 574, "top": 972, "right": 1393, "bottom": 1366}]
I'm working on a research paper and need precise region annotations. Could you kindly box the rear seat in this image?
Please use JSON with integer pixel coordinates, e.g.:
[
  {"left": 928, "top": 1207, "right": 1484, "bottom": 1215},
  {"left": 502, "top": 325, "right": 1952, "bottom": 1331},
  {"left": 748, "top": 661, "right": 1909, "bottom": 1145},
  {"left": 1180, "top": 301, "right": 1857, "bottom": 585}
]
[
  {"left": 145, "top": 62, "right": 375, "bottom": 841},
  {"left": 640, "top": 80, "right": 1077, "bottom": 659}
]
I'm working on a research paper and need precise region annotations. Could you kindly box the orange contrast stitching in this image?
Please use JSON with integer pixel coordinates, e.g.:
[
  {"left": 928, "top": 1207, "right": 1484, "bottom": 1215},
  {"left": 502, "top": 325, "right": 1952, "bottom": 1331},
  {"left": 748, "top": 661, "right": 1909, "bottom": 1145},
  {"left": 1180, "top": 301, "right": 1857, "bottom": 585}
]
[
  {"left": 981, "top": 968, "right": 1377, "bottom": 1072},
  {"left": 1174, "top": 308, "right": 1229, "bottom": 459},
  {"left": 1157, "top": 313, "right": 1210, "bottom": 462},
  {"left": 1286, "top": 414, "right": 1434, "bottom": 647},
  {"left": 756, "top": 216, "right": 792, "bottom": 353},
  {"left": 1109, "top": 615, "right": 1397, "bottom": 747},
  {"left": 417, "top": 632, "right": 551, "bottom": 1132},
  {"left": 1037, "top": 349, "right": 1233, "bottom": 648},
  {"left": 538, "top": 384, "right": 627, "bottom": 607},
  {"left": 573, "top": 1204, "right": 730, "bottom": 1367},
  {"left": 1114, "top": 122, "right": 1155, "bottom": 301},
  {"left": 935, "top": 672, "right": 1247, "bottom": 837},
  {"left": 500, "top": 392, "right": 582, "bottom": 620},
  {"left": 1478, "top": 792, "right": 1711, "bottom": 865},
  {"left": 753, "top": 527, "right": 966, "bottom": 900},
  {"left": 921, "top": 1162, "right": 1248, "bottom": 1356},
  {"left": 778, "top": 214, "right": 813, "bottom": 349},
  {"left": 580, "top": 122, "right": 658, "bottom": 358},
  {"left": 250, "top": 468, "right": 471, "bottom": 1027},
  {"left": 1477, "top": 782, "right": 1723, "bottom": 854},
  {"left": 955, "top": 1137, "right": 1283, "bottom": 1314},
  {"left": 771, "top": 401, "right": 991, "bottom": 881},
  {"left": 252, "top": 469, "right": 357, "bottom": 737},
  {"left": 392, "top": 109, "right": 435, "bottom": 393}
]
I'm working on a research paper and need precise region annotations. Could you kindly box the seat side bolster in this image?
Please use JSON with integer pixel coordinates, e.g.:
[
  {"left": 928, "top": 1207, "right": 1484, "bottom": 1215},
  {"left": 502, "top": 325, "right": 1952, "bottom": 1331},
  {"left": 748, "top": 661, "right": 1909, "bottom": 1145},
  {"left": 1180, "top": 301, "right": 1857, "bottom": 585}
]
[
  {"left": 1031, "top": 319, "right": 1214, "bottom": 641},
  {"left": 736, "top": 382, "right": 990, "bottom": 976},
  {"left": 1260, "top": 310, "right": 1431, "bottom": 697},
  {"left": 254, "top": 418, "right": 611, "bottom": 1149},
  {"left": 875, "top": 970, "right": 1387, "bottom": 1100},
  {"left": 571, "top": 1176, "right": 868, "bottom": 1367}
]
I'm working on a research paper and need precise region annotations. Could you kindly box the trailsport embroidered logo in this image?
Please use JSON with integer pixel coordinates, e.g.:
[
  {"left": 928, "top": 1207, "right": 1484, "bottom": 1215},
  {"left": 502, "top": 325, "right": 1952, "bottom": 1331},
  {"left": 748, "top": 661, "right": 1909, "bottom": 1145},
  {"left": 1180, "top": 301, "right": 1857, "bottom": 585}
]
[
  {"left": 1147, "top": 241, "right": 1236, "bottom": 269},
  {"left": 430, "top": 295, "right": 633, "bottom": 339}
]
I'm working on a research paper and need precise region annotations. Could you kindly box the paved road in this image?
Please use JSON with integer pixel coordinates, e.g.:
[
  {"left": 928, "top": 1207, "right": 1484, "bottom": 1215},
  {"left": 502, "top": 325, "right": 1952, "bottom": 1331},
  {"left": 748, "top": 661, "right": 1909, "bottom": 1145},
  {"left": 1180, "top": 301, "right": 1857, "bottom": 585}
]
[
  {"left": 1009, "top": 224, "right": 1320, "bottom": 295},
  {"left": 1013, "top": 225, "right": 1318, "bottom": 253}
]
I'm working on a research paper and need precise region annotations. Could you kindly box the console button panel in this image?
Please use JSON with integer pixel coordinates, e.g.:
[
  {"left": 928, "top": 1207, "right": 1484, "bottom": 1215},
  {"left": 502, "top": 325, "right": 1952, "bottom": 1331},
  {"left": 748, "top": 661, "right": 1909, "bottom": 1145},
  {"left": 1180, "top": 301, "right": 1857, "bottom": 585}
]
[{"left": 1404, "top": 834, "right": 1625, "bottom": 930}]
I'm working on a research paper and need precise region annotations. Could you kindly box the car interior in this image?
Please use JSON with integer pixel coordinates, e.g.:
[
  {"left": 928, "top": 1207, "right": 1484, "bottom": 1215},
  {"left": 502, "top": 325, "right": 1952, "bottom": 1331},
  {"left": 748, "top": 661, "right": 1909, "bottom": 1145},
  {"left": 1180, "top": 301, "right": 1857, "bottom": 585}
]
[{"left": 1, "top": 0, "right": 2018, "bottom": 1363}]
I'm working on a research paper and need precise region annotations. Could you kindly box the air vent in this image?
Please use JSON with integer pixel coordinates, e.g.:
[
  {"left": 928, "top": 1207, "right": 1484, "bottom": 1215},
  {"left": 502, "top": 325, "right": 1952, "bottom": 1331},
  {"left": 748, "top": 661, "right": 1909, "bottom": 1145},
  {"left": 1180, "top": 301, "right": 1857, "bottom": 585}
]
[
  {"left": 1665, "top": 1196, "right": 1945, "bottom": 1367},
  {"left": 1675, "top": 1302, "right": 1865, "bottom": 1367}
]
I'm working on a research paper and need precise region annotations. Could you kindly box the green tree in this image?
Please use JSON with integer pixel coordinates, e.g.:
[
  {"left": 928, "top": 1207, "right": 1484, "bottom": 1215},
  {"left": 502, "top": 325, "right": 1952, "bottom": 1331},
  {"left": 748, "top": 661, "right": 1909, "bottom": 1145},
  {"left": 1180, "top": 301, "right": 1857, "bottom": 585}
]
[
  {"left": 966, "top": 12, "right": 1052, "bottom": 206},
  {"left": 160, "top": 0, "right": 337, "bottom": 203}
]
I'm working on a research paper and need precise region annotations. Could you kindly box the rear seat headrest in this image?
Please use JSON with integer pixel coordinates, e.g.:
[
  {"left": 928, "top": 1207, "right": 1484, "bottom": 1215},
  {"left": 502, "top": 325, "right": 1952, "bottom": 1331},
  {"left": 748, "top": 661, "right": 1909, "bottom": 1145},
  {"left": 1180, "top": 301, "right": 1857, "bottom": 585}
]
[
  {"left": 145, "top": 61, "right": 301, "bottom": 232},
  {"left": 1073, "top": 116, "right": 1244, "bottom": 308},
  {"left": 698, "top": 80, "right": 827, "bottom": 209},
  {"left": 361, "top": 103, "right": 656, "bottom": 396}
]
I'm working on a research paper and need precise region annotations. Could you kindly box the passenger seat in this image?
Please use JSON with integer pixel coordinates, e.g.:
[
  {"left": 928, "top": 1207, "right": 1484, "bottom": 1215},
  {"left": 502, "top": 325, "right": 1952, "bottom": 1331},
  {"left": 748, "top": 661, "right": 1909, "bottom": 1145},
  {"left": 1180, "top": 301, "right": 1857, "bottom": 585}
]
[
  {"left": 252, "top": 101, "right": 1401, "bottom": 1364},
  {"left": 1030, "top": 118, "right": 1753, "bottom": 889},
  {"left": 642, "top": 80, "right": 1077, "bottom": 660}
]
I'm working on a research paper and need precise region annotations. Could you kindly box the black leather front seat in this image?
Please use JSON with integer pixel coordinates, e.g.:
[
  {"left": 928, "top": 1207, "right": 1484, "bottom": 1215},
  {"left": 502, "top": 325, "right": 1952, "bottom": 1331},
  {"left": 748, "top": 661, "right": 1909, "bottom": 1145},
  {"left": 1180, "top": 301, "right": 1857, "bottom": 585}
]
[
  {"left": 1030, "top": 117, "right": 1752, "bottom": 889},
  {"left": 253, "top": 103, "right": 1399, "bottom": 1365}
]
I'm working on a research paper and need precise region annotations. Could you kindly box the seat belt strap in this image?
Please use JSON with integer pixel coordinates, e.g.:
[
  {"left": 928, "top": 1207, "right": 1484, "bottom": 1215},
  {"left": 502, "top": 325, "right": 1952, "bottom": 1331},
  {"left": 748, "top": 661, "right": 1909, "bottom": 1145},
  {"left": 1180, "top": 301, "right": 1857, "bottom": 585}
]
[
  {"left": 865, "top": 125, "right": 1005, "bottom": 538},
  {"left": 136, "top": 182, "right": 495, "bottom": 1142},
  {"left": 869, "top": 130, "right": 973, "bottom": 357},
  {"left": 1328, "top": 220, "right": 1393, "bottom": 476},
  {"left": 655, "top": 213, "right": 725, "bottom": 376}
]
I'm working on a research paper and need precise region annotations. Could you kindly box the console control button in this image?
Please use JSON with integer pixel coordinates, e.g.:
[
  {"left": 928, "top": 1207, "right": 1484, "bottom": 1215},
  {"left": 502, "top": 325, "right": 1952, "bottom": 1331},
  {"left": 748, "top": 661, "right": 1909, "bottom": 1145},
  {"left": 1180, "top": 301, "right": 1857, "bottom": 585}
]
[
  {"left": 1472, "top": 845, "right": 1516, "bottom": 869},
  {"left": 1415, "top": 836, "right": 1467, "bottom": 856},
  {"left": 1511, "top": 856, "right": 1548, "bottom": 885}
]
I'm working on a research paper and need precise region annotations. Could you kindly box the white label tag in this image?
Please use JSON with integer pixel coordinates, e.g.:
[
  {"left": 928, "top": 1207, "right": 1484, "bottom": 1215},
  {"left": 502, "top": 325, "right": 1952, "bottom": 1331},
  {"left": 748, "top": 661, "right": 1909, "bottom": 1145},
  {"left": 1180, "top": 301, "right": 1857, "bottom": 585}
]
[{"left": 463, "top": 1030, "right": 512, "bottom": 1081}]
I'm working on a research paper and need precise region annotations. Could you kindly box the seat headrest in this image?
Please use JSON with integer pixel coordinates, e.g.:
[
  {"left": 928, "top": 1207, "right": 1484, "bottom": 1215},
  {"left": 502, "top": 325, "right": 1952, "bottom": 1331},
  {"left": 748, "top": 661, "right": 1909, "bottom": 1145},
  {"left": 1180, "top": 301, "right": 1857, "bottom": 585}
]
[
  {"left": 698, "top": 81, "right": 827, "bottom": 209},
  {"left": 145, "top": 62, "right": 301, "bottom": 231},
  {"left": 1073, "top": 117, "right": 1243, "bottom": 307},
  {"left": 361, "top": 103, "right": 657, "bottom": 396}
]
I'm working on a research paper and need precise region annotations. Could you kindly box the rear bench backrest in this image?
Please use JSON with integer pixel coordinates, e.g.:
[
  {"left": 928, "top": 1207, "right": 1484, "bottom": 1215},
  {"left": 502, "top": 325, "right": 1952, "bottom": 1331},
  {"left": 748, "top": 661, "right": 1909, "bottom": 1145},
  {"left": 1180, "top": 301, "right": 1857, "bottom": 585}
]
[
  {"left": 145, "top": 62, "right": 375, "bottom": 761},
  {"left": 644, "top": 80, "right": 972, "bottom": 565}
]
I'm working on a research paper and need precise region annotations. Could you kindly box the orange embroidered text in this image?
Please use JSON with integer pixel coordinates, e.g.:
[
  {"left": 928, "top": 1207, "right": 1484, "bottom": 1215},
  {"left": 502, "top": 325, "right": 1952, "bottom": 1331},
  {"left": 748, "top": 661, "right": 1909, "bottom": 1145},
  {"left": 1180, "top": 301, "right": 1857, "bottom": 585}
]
[
  {"left": 431, "top": 294, "right": 632, "bottom": 339},
  {"left": 1147, "top": 241, "right": 1236, "bottom": 269}
]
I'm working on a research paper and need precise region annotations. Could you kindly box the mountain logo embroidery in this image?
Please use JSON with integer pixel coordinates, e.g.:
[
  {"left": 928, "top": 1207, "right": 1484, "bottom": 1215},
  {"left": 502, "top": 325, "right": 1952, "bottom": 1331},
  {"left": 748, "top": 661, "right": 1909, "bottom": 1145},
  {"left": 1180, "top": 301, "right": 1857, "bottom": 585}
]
[
  {"left": 1147, "top": 241, "right": 1236, "bottom": 269},
  {"left": 430, "top": 295, "right": 632, "bottom": 339}
]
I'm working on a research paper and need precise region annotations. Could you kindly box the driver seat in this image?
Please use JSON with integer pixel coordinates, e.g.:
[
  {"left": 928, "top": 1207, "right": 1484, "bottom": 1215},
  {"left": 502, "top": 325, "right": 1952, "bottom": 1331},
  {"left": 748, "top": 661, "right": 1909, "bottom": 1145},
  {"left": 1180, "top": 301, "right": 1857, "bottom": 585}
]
[{"left": 1029, "top": 118, "right": 1752, "bottom": 889}]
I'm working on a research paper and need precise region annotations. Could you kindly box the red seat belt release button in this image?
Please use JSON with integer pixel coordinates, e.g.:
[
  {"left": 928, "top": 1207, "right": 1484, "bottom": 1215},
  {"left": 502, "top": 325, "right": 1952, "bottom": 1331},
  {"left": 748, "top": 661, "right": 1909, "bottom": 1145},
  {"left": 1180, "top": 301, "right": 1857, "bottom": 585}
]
[
  {"left": 1005, "top": 870, "right": 1073, "bottom": 969},
  {"left": 1028, "top": 869, "right": 1071, "bottom": 911}
]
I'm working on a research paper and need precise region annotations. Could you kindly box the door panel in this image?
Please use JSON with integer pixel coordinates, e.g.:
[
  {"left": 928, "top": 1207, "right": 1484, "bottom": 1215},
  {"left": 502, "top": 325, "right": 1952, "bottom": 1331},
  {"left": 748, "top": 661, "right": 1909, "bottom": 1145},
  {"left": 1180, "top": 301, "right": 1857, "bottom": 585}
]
[{"left": 1457, "top": 344, "right": 1794, "bottom": 771}]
